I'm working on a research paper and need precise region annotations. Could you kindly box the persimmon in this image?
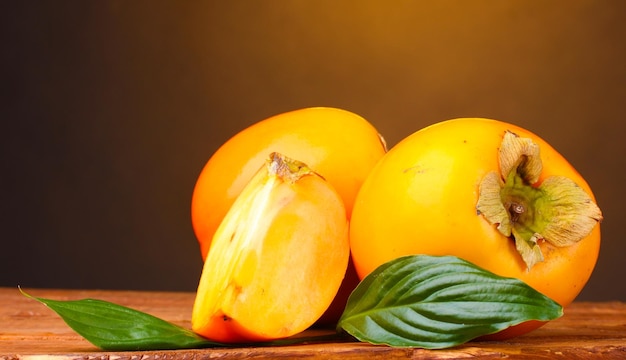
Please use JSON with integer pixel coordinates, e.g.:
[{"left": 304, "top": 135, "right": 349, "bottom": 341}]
[
  {"left": 349, "top": 118, "right": 602, "bottom": 338},
  {"left": 191, "top": 107, "right": 386, "bottom": 260},
  {"left": 191, "top": 107, "right": 386, "bottom": 326},
  {"left": 192, "top": 153, "right": 349, "bottom": 342}
]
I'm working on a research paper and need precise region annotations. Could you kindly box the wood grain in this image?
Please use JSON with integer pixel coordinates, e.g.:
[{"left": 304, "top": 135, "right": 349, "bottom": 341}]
[{"left": 1, "top": 288, "right": 625, "bottom": 359}]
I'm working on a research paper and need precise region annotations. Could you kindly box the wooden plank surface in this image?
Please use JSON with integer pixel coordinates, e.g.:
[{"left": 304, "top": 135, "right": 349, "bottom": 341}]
[{"left": 1, "top": 287, "right": 625, "bottom": 359}]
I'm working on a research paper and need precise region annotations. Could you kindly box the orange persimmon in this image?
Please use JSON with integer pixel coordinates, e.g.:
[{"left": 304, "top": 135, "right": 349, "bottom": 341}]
[
  {"left": 349, "top": 118, "right": 602, "bottom": 339},
  {"left": 191, "top": 107, "right": 386, "bottom": 260},
  {"left": 192, "top": 153, "right": 349, "bottom": 342},
  {"left": 191, "top": 107, "right": 386, "bottom": 326}
]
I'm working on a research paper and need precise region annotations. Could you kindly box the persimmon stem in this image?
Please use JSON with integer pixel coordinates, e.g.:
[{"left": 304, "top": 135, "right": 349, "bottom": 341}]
[{"left": 477, "top": 131, "right": 602, "bottom": 270}]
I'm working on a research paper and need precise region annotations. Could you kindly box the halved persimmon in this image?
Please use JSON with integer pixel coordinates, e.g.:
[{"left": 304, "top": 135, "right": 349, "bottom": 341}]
[{"left": 192, "top": 153, "right": 349, "bottom": 342}]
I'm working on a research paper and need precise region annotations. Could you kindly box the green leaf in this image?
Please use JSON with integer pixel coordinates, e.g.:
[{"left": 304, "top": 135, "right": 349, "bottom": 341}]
[
  {"left": 20, "top": 288, "right": 225, "bottom": 350},
  {"left": 337, "top": 255, "right": 563, "bottom": 349},
  {"left": 21, "top": 287, "right": 348, "bottom": 350}
]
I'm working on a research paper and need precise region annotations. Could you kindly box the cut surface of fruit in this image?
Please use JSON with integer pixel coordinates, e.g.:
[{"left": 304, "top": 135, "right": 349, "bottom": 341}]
[{"left": 192, "top": 153, "right": 349, "bottom": 342}]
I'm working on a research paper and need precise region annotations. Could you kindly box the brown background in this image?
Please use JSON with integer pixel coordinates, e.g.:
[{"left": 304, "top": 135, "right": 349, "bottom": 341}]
[{"left": 2, "top": 1, "right": 625, "bottom": 301}]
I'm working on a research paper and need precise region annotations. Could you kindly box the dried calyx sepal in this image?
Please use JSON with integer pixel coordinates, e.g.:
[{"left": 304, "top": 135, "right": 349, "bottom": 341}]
[{"left": 477, "top": 131, "right": 603, "bottom": 270}]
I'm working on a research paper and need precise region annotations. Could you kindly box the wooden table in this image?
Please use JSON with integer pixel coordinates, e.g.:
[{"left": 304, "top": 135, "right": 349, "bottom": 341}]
[{"left": 1, "top": 288, "right": 625, "bottom": 359}]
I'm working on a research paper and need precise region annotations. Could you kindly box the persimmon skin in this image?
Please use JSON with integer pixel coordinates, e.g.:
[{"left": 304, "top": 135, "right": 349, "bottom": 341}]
[
  {"left": 349, "top": 118, "right": 601, "bottom": 338},
  {"left": 192, "top": 107, "right": 386, "bottom": 260}
]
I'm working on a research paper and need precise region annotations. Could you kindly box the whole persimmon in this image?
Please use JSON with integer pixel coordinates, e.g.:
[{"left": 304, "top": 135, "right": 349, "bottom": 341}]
[
  {"left": 349, "top": 118, "right": 602, "bottom": 339},
  {"left": 192, "top": 153, "right": 349, "bottom": 342},
  {"left": 192, "top": 107, "right": 386, "bottom": 259},
  {"left": 191, "top": 107, "right": 386, "bottom": 326}
]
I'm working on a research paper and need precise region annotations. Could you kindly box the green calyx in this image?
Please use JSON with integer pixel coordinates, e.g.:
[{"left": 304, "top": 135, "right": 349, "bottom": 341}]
[{"left": 477, "top": 131, "right": 603, "bottom": 270}]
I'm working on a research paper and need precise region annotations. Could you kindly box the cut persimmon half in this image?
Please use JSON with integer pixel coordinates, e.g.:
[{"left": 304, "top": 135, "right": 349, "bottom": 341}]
[{"left": 191, "top": 152, "right": 350, "bottom": 342}]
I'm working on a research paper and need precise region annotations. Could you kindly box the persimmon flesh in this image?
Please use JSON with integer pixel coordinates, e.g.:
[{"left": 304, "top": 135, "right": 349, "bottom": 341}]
[
  {"left": 349, "top": 118, "right": 602, "bottom": 339},
  {"left": 192, "top": 153, "right": 349, "bottom": 342}
]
